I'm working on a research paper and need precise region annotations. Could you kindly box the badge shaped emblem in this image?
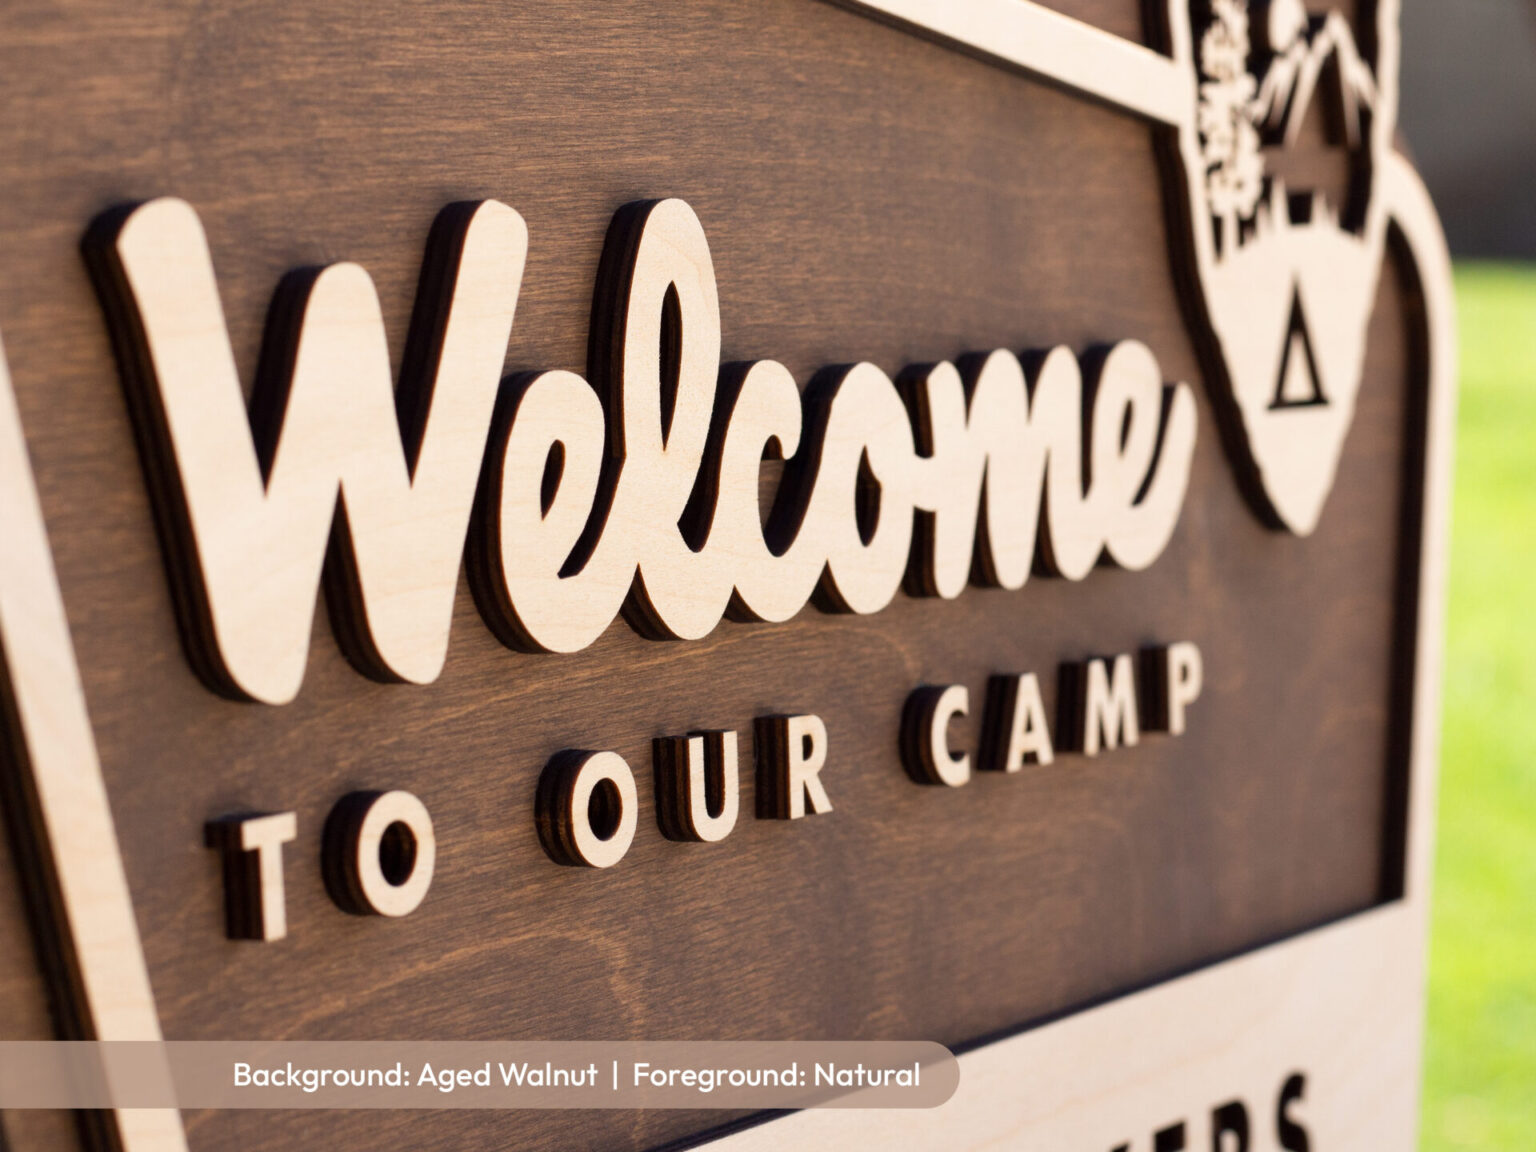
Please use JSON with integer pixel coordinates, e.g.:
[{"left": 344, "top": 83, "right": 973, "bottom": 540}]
[{"left": 1160, "top": 0, "right": 1400, "bottom": 534}]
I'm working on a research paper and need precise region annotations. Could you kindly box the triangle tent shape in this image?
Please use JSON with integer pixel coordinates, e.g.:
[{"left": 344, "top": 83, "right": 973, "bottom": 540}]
[{"left": 1270, "top": 288, "right": 1328, "bottom": 409}]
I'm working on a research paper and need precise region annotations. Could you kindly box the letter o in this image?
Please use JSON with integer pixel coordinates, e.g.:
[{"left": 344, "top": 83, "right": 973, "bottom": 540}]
[
  {"left": 808, "top": 362, "right": 916, "bottom": 615},
  {"left": 536, "top": 750, "right": 638, "bottom": 869},
  {"left": 322, "top": 790, "right": 436, "bottom": 917}
]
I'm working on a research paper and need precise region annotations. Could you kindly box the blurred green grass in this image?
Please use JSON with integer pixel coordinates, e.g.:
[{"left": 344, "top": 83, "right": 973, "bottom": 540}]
[{"left": 1422, "top": 265, "right": 1536, "bottom": 1150}]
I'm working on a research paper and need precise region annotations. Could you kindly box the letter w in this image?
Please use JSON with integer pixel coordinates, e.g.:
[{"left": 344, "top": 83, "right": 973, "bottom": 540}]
[{"left": 88, "top": 197, "right": 527, "bottom": 703}]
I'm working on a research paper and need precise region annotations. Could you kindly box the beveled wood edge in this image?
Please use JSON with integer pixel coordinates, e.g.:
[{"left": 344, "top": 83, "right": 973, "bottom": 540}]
[{"left": 830, "top": 0, "right": 1192, "bottom": 125}]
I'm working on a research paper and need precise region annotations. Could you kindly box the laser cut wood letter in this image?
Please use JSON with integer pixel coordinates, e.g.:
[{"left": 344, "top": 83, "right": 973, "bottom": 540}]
[
  {"left": 755, "top": 714, "right": 833, "bottom": 820},
  {"left": 323, "top": 791, "right": 437, "bottom": 917},
  {"left": 205, "top": 811, "right": 298, "bottom": 941},
  {"left": 981, "top": 673, "right": 1055, "bottom": 772},
  {"left": 654, "top": 730, "right": 740, "bottom": 843},
  {"left": 89, "top": 197, "right": 528, "bottom": 704},
  {"left": 536, "top": 750, "right": 639, "bottom": 868},
  {"left": 1062, "top": 654, "right": 1141, "bottom": 756}
]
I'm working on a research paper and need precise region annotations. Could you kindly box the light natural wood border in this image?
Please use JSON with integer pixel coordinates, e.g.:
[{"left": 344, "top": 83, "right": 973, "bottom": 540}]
[
  {"left": 835, "top": 0, "right": 1190, "bottom": 125},
  {"left": 0, "top": 340, "right": 187, "bottom": 1150}
]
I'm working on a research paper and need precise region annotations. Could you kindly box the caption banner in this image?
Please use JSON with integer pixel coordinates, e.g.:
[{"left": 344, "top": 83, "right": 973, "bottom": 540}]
[{"left": 0, "top": 1040, "right": 956, "bottom": 1109}]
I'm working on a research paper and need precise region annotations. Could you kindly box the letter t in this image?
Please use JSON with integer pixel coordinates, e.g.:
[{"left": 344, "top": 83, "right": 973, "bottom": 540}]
[{"left": 206, "top": 812, "right": 299, "bottom": 941}]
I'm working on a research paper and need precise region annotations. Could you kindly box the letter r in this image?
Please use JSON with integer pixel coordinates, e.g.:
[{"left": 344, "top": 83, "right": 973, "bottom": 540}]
[{"left": 755, "top": 713, "right": 833, "bottom": 819}]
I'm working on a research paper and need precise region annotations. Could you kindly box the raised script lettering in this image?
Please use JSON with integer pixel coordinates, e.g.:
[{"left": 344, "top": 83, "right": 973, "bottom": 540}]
[
  {"left": 96, "top": 195, "right": 1197, "bottom": 701},
  {"left": 475, "top": 200, "right": 1198, "bottom": 655}
]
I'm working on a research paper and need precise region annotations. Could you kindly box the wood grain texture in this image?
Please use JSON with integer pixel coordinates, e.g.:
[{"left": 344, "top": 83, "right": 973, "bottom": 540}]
[
  {"left": 0, "top": 814, "right": 84, "bottom": 1152},
  {"left": 0, "top": 1, "right": 1425, "bottom": 1150},
  {"left": 707, "top": 144, "right": 1456, "bottom": 1152}
]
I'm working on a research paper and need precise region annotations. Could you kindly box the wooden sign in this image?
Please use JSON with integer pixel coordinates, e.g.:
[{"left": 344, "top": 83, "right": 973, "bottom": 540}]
[{"left": 0, "top": 0, "right": 1454, "bottom": 1149}]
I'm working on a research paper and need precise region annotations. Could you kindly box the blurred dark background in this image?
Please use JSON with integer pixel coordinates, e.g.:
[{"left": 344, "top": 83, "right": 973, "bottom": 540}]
[{"left": 1401, "top": 0, "right": 1536, "bottom": 256}]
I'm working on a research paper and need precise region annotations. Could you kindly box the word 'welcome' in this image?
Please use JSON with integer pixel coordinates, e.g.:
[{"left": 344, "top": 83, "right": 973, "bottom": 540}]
[{"left": 93, "top": 196, "right": 1197, "bottom": 705}]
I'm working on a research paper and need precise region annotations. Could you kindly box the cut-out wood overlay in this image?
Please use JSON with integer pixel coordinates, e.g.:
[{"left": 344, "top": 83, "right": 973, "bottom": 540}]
[
  {"left": 205, "top": 812, "right": 298, "bottom": 940},
  {"left": 0, "top": 1, "right": 1448, "bottom": 1151}
]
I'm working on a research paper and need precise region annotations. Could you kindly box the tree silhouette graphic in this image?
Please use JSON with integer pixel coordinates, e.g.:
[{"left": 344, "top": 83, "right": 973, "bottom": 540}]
[{"left": 1196, "top": 0, "right": 1380, "bottom": 256}]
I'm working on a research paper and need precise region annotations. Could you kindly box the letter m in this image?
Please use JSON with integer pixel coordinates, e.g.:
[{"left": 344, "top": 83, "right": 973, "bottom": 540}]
[
  {"left": 87, "top": 197, "right": 527, "bottom": 703},
  {"left": 1064, "top": 653, "right": 1141, "bottom": 757}
]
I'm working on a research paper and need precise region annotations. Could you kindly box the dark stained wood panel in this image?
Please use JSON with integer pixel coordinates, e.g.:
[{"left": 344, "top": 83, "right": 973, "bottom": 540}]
[
  {"left": 0, "top": 1, "right": 1419, "bottom": 1149},
  {"left": 0, "top": 812, "right": 85, "bottom": 1152}
]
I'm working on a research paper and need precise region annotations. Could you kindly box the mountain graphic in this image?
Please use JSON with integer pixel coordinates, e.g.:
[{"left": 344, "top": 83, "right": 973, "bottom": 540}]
[{"left": 1167, "top": 0, "right": 1400, "bottom": 535}]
